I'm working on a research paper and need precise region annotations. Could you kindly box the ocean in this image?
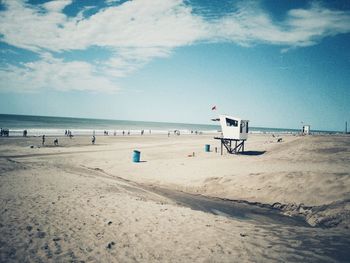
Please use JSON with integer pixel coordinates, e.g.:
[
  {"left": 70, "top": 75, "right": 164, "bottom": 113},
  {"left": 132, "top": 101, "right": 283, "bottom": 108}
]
[{"left": 0, "top": 114, "right": 313, "bottom": 137}]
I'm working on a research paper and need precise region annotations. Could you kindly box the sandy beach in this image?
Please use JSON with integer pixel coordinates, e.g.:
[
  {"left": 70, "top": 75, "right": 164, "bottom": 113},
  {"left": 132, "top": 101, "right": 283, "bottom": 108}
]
[
  {"left": 1, "top": 133, "right": 350, "bottom": 262},
  {"left": 1, "top": 0, "right": 350, "bottom": 262}
]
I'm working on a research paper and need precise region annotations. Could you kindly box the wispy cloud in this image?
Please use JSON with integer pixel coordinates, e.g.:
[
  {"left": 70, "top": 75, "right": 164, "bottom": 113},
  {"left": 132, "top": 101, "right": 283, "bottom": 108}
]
[
  {"left": 42, "top": 0, "right": 72, "bottom": 12},
  {"left": 212, "top": 2, "right": 350, "bottom": 47},
  {"left": 0, "top": 0, "right": 349, "bottom": 93},
  {"left": 0, "top": 53, "right": 118, "bottom": 93}
]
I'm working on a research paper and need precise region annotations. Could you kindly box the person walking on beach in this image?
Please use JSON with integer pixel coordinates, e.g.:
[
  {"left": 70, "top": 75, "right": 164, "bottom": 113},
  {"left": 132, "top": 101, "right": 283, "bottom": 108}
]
[
  {"left": 42, "top": 135, "right": 45, "bottom": 146},
  {"left": 92, "top": 135, "right": 96, "bottom": 145},
  {"left": 54, "top": 138, "right": 58, "bottom": 146}
]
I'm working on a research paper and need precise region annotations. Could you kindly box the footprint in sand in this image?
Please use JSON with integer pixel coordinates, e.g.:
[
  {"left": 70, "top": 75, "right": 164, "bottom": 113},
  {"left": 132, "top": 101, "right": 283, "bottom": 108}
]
[{"left": 36, "top": 231, "right": 46, "bottom": 238}]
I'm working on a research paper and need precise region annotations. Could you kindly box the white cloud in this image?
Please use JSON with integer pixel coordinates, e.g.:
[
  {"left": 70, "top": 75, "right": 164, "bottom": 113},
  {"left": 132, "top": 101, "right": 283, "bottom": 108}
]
[
  {"left": 0, "top": 0, "right": 207, "bottom": 51},
  {"left": 0, "top": 0, "right": 350, "bottom": 93}
]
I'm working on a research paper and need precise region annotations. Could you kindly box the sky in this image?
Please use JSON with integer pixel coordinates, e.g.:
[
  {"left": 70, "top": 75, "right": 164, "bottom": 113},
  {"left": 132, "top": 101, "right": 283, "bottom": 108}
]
[{"left": 0, "top": 0, "right": 350, "bottom": 131}]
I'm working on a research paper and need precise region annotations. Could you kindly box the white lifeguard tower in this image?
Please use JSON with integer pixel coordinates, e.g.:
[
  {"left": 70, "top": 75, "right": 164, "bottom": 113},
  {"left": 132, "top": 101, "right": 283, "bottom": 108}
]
[
  {"left": 212, "top": 114, "right": 249, "bottom": 154},
  {"left": 302, "top": 125, "right": 310, "bottom": 135}
]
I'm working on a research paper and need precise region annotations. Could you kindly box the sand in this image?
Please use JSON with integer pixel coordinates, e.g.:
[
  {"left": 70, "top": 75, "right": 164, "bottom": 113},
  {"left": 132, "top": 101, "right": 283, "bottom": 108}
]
[{"left": 1, "top": 133, "right": 350, "bottom": 262}]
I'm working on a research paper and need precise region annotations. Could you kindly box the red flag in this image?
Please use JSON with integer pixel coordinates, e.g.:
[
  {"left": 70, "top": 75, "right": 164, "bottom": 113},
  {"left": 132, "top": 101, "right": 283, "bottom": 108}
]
[{"left": 211, "top": 106, "right": 216, "bottom": 110}]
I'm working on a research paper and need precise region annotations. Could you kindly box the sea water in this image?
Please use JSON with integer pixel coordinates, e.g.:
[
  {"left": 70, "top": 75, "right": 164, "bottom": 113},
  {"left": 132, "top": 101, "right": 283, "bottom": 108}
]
[{"left": 0, "top": 114, "right": 322, "bottom": 137}]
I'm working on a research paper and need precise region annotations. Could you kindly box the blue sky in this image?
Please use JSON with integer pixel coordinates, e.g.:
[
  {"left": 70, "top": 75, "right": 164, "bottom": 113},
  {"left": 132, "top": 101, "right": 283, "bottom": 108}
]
[{"left": 0, "top": 0, "right": 350, "bottom": 131}]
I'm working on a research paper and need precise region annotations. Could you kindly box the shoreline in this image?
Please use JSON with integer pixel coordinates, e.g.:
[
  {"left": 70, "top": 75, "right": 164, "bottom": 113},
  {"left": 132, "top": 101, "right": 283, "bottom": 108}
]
[{"left": 1, "top": 128, "right": 341, "bottom": 137}]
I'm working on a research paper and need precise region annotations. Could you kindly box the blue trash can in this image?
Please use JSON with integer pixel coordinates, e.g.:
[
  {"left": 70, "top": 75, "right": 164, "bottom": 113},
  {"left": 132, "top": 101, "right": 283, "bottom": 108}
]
[
  {"left": 133, "top": 150, "right": 141, "bottom": 162},
  {"left": 205, "top": 144, "right": 210, "bottom": 152}
]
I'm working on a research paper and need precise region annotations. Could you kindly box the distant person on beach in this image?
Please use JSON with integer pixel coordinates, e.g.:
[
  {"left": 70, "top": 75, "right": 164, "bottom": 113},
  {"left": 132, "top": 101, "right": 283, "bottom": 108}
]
[
  {"left": 128, "top": 131, "right": 130, "bottom": 135},
  {"left": 141, "top": 130, "right": 144, "bottom": 136},
  {"left": 42, "top": 135, "right": 45, "bottom": 146},
  {"left": 114, "top": 131, "right": 116, "bottom": 136},
  {"left": 23, "top": 130, "right": 27, "bottom": 137},
  {"left": 122, "top": 130, "right": 125, "bottom": 136},
  {"left": 92, "top": 135, "right": 96, "bottom": 145},
  {"left": 168, "top": 131, "right": 170, "bottom": 137},
  {"left": 54, "top": 138, "right": 58, "bottom": 146},
  {"left": 1, "top": 129, "right": 9, "bottom": 137},
  {"left": 65, "top": 130, "right": 67, "bottom": 136}
]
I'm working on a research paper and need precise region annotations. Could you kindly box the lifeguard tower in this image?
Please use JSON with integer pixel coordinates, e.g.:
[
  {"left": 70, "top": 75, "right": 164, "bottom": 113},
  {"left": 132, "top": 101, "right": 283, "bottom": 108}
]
[
  {"left": 212, "top": 115, "right": 249, "bottom": 154},
  {"left": 302, "top": 125, "right": 310, "bottom": 135}
]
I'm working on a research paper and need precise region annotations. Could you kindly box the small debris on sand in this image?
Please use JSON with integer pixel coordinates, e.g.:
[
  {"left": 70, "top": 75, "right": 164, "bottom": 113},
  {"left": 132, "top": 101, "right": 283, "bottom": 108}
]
[{"left": 107, "top": 241, "right": 116, "bottom": 249}]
